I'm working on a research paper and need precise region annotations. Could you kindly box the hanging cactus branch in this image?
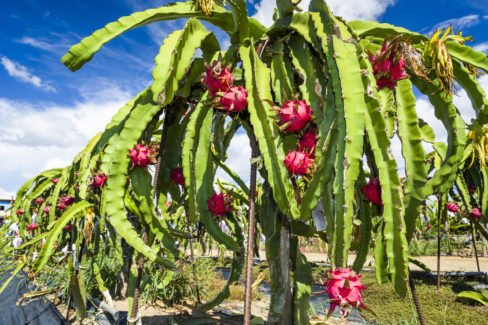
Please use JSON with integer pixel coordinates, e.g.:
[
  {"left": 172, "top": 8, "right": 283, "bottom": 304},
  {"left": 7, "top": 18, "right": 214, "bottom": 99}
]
[{"left": 3, "top": 1, "right": 488, "bottom": 324}]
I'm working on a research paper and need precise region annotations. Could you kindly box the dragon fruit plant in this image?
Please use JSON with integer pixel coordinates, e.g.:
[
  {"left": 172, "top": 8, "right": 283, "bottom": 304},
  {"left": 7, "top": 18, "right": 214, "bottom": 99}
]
[{"left": 2, "top": 0, "right": 488, "bottom": 324}]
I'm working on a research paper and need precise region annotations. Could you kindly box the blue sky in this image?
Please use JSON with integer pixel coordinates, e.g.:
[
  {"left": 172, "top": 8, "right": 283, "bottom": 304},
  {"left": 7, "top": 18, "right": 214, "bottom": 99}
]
[{"left": 1, "top": 0, "right": 488, "bottom": 196}]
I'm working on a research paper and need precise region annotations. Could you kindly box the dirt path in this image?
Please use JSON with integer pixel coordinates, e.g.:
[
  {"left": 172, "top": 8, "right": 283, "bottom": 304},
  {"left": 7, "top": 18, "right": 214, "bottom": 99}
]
[
  {"left": 302, "top": 252, "right": 488, "bottom": 272},
  {"left": 194, "top": 248, "right": 488, "bottom": 272}
]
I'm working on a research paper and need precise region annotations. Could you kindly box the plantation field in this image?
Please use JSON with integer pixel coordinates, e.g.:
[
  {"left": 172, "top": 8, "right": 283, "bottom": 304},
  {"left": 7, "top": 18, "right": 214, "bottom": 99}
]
[{"left": 50, "top": 258, "right": 488, "bottom": 324}]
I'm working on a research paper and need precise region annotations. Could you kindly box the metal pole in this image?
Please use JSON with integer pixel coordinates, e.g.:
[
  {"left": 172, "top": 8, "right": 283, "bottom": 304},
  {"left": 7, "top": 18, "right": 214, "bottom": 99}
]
[
  {"left": 471, "top": 221, "right": 481, "bottom": 272},
  {"left": 243, "top": 136, "right": 258, "bottom": 325},
  {"left": 437, "top": 194, "right": 442, "bottom": 291},
  {"left": 129, "top": 226, "right": 148, "bottom": 325}
]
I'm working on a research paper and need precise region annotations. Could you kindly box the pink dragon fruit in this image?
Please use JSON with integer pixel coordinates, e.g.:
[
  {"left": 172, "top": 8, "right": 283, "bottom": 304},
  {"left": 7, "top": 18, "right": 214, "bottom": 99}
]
[
  {"left": 362, "top": 178, "right": 383, "bottom": 206},
  {"left": 446, "top": 203, "right": 459, "bottom": 213},
  {"left": 207, "top": 192, "right": 233, "bottom": 217},
  {"left": 16, "top": 209, "right": 24, "bottom": 216},
  {"left": 202, "top": 61, "right": 235, "bottom": 96},
  {"left": 42, "top": 206, "right": 51, "bottom": 214},
  {"left": 61, "top": 196, "right": 74, "bottom": 206},
  {"left": 322, "top": 268, "right": 367, "bottom": 319},
  {"left": 170, "top": 168, "right": 185, "bottom": 186},
  {"left": 57, "top": 203, "right": 67, "bottom": 211},
  {"left": 284, "top": 150, "right": 313, "bottom": 176},
  {"left": 129, "top": 144, "right": 153, "bottom": 168},
  {"left": 278, "top": 99, "right": 313, "bottom": 132},
  {"left": 52, "top": 178, "right": 60, "bottom": 185},
  {"left": 91, "top": 173, "right": 108, "bottom": 188},
  {"left": 35, "top": 197, "right": 45, "bottom": 205},
  {"left": 219, "top": 85, "right": 248, "bottom": 112},
  {"left": 470, "top": 207, "right": 482, "bottom": 220},
  {"left": 370, "top": 45, "right": 407, "bottom": 90},
  {"left": 27, "top": 224, "right": 38, "bottom": 231},
  {"left": 298, "top": 128, "right": 317, "bottom": 158}
]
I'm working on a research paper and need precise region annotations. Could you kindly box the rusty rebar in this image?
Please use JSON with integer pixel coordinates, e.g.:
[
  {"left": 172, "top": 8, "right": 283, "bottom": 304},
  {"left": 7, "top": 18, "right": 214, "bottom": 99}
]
[
  {"left": 243, "top": 135, "right": 258, "bottom": 325},
  {"left": 408, "top": 270, "right": 426, "bottom": 325},
  {"left": 129, "top": 226, "right": 148, "bottom": 324},
  {"left": 471, "top": 221, "right": 481, "bottom": 272},
  {"left": 437, "top": 194, "right": 442, "bottom": 291}
]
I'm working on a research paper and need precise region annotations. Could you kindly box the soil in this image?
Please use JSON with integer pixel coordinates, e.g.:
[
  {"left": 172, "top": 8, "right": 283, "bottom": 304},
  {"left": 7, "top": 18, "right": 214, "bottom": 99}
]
[
  {"left": 301, "top": 252, "right": 488, "bottom": 272},
  {"left": 55, "top": 250, "right": 488, "bottom": 324},
  {"left": 199, "top": 247, "right": 488, "bottom": 272}
]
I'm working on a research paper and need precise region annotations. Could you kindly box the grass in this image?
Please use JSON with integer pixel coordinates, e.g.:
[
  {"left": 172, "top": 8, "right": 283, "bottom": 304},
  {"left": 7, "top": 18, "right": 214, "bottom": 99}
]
[
  {"left": 408, "top": 238, "right": 475, "bottom": 257},
  {"left": 191, "top": 259, "right": 488, "bottom": 324},
  {"left": 7, "top": 242, "right": 488, "bottom": 324},
  {"left": 359, "top": 271, "right": 488, "bottom": 325}
]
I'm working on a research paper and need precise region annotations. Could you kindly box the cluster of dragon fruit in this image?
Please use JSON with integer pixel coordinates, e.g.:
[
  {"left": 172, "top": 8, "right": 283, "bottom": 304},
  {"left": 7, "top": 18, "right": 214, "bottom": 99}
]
[{"left": 14, "top": 178, "right": 94, "bottom": 241}]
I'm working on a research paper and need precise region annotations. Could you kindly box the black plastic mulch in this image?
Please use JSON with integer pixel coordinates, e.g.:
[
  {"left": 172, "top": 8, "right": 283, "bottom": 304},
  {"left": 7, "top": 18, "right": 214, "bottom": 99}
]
[{"left": 0, "top": 270, "right": 67, "bottom": 325}]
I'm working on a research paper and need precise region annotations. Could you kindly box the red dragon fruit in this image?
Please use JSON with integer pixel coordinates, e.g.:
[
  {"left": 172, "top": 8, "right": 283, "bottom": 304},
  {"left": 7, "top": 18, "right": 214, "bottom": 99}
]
[
  {"left": 370, "top": 44, "right": 407, "bottom": 90},
  {"left": 65, "top": 225, "right": 72, "bottom": 231},
  {"left": 470, "top": 207, "right": 482, "bottom": 220},
  {"left": 284, "top": 150, "right": 313, "bottom": 176},
  {"left": 446, "top": 203, "right": 459, "bottom": 213},
  {"left": 170, "top": 168, "right": 185, "bottom": 186},
  {"left": 322, "top": 268, "right": 367, "bottom": 319},
  {"left": 35, "top": 197, "right": 45, "bottom": 205},
  {"left": 16, "top": 209, "right": 24, "bottom": 216},
  {"left": 42, "top": 206, "right": 51, "bottom": 214},
  {"left": 129, "top": 144, "right": 153, "bottom": 168},
  {"left": 202, "top": 61, "right": 235, "bottom": 96},
  {"left": 27, "top": 224, "right": 38, "bottom": 231},
  {"left": 57, "top": 203, "right": 67, "bottom": 211},
  {"left": 91, "top": 173, "right": 108, "bottom": 188},
  {"left": 219, "top": 85, "right": 248, "bottom": 112},
  {"left": 61, "top": 196, "right": 74, "bottom": 206},
  {"left": 362, "top": 178, "right": 383, "bottom": 206},
  {"left": 207, "top": 192, "right": 233, "bottom": 217},
  {"left": 298, "top": 128, "right": 317, "bottom": 158},
  {"left": 278, "top": 99, "right": 313, "bottom": 132}
]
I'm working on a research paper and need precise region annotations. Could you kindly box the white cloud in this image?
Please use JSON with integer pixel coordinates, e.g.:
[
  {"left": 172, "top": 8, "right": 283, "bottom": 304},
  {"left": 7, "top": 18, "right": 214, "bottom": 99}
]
[
  {"left": 433, "top": 14, "right": 480, "bottom": 31},
  {"left": 0, "top": 188, "right": 15, "bottom": 198},
  {"left": 252, "top": 0, "right": 396, "bottom": 27},
  {"left": 216, "top": 131, "right": 251, "bottom": 186},
  {"left": 453, "top": 75, "right": 488, "bottom": 125},
  {"left": 473, "top": 42, "right": 488, "bottom": 53},
  {"left": 17, "top": 36, "right": 68, "bottom": 54},
  {"left": 0, "top": 83, "right": 133, "bottom": 194},
  {"left": 416, "top": 97, "right": 447, "bottom": 144},
  {"left": 414, "top": 75, "right": 488, "bottom": 151},
  {"left": 390, "top": 135, "right": 405, "bottom": 177},
  {"left": 1, "top": 56, "right": 56, "bottom": 92}
]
